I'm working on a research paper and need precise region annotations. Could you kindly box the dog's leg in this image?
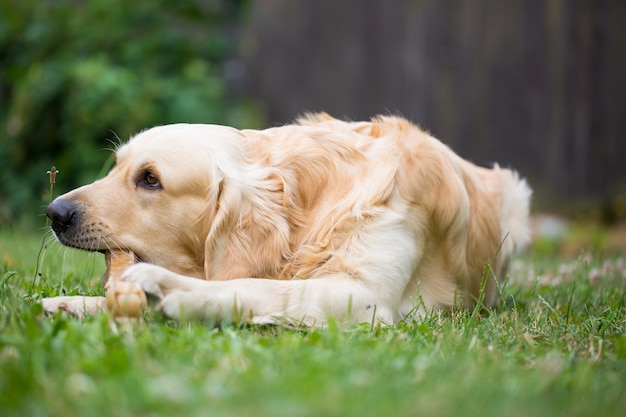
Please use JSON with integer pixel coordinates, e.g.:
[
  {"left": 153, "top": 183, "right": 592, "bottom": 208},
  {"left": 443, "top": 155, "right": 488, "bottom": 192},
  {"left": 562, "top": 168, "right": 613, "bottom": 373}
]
[
  {"left": 124, "top": 212, "right": 418, "bottom": 326},
  {"left": 123, "top": 263, "right": 400, "bottom": 326},
  {"left": 41, "top": 296, "right": 107, "bottom": 318}
]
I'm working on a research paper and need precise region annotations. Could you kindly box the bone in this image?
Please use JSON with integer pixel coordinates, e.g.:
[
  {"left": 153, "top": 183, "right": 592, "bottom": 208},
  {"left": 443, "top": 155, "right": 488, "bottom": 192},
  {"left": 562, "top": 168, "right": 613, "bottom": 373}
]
[{"left": 103, "top": 250, "right": 146, "bottom": 317}]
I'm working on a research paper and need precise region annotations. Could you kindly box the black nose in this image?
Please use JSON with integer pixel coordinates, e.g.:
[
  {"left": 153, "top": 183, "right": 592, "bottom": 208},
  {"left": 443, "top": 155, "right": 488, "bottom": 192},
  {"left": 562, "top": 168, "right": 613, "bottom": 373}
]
[{"left": 46, "top": 199, "right": 77, "bottom": 233}]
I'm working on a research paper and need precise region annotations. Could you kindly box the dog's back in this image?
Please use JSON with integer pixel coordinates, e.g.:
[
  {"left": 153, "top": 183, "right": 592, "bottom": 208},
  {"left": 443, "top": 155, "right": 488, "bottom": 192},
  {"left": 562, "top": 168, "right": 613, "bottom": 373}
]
[{"left": 260, "top": 114, "right": 532, "bottom": 314}]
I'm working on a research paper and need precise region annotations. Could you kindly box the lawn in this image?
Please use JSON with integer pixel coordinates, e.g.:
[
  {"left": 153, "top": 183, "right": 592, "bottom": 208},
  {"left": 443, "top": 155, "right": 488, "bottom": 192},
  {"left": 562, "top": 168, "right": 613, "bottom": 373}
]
[{"left": 0, "top": 225, "right": 625, "bottom": 417}]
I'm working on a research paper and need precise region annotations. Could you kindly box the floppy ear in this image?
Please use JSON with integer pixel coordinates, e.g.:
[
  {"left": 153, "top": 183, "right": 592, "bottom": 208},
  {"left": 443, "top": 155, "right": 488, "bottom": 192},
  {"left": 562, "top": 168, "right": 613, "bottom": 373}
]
[{"left": 203, "top": 174, "right": 243, "bottom": 280}]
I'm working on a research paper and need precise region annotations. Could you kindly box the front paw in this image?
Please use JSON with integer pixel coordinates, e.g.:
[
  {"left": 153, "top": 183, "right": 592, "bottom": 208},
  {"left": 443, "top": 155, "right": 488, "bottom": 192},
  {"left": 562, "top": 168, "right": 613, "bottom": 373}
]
[
  {"left": 121, "top": 263, "right": 176, "bottom": 300},
  {"left": 158, "top": 291, "right": 218, "bottom": 322},
  {"left": 41, "top": 296, "right": 107, "bottom": 318}
]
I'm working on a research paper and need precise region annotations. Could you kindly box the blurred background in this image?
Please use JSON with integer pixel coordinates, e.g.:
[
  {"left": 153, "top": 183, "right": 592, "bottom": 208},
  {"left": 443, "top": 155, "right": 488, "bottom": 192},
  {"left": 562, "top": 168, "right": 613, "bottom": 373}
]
[{"left": 1, "top": 0, "right": 625, "bottom": 234}]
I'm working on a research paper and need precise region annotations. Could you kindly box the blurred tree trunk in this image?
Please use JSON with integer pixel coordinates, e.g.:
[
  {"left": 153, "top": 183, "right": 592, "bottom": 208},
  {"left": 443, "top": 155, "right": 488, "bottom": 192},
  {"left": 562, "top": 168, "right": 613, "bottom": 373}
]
[{"left": 239, "top": 0, "right": 626, "bottom": 210}]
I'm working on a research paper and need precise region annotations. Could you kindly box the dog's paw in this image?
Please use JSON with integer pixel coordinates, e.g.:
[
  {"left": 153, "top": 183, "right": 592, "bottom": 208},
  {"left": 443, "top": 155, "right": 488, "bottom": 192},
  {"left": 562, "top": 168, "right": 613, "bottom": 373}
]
[
  {"left": 158, "top": 290, "right": 197, "bottom": 321},
  {"left": 121, "top": 263, "right": 179, "bottom": 300},
  {"left": 41, "top": 296, "right": 106, "bottom": 318}
]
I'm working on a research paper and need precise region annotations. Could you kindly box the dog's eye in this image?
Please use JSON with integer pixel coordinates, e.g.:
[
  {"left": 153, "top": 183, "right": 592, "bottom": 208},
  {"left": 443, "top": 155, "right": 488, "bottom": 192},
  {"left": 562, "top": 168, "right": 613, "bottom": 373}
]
[{"left": 140, "top": 171, "right": 161, "bottom": 189}]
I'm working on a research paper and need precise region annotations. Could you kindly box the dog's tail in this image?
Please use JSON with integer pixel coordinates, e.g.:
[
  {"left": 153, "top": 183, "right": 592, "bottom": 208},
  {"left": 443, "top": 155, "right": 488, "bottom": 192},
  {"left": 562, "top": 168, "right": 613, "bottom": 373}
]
[{"left": 497, "top": 166, "right": 532, "bottom": 253}]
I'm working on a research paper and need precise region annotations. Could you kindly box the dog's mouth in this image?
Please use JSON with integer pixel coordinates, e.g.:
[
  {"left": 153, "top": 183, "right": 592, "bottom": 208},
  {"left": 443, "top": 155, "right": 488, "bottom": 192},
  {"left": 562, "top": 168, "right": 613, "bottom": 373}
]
[
  {"left": 97, "top": 249, "right": 143, "bottom": 263},
  {"left": 99, "top": 249, "right": 144, "bottom": 288},
  {"left": 50, "top": 220, "right": 110, "bottom": 253}
]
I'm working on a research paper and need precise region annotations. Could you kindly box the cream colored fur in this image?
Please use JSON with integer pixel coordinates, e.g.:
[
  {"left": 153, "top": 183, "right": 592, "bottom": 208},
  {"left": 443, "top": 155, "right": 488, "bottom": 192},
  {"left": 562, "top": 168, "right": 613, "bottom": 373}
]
[{"left": 42, "top": 114, "right": 531, "bottom": 326}]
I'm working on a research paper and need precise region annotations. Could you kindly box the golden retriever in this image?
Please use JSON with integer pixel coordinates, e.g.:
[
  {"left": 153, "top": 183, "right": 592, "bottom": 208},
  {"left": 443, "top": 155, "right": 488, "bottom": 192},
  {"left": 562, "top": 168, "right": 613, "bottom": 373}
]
[{"left": 42, "top": 114, "right": 531, "bottom": 326}]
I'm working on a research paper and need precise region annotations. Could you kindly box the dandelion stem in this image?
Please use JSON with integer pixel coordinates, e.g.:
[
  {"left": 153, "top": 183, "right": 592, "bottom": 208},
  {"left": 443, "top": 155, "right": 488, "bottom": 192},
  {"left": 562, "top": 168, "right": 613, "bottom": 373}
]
[{"left": 31, "top": 166, "right": 59, "bottom": 295}]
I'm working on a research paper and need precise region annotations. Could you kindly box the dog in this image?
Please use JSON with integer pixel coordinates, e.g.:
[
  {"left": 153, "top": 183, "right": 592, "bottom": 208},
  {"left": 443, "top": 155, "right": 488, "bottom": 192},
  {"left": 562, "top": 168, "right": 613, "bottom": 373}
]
[{"left": 42, "top": 113, "right": 531, "bottom": 326}]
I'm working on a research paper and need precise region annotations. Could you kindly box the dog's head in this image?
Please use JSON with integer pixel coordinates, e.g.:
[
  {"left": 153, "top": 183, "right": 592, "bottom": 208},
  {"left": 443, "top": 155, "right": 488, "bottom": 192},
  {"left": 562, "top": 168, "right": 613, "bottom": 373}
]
[{"left": 46, "top": 124, "right": 245, "bottom": 278}]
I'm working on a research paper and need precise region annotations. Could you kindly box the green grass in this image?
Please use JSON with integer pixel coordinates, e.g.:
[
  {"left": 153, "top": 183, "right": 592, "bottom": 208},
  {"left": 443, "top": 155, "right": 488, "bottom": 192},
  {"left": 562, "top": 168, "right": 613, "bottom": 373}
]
[{"left": 1, "top": 227, "right": 625, "bottom": 417}]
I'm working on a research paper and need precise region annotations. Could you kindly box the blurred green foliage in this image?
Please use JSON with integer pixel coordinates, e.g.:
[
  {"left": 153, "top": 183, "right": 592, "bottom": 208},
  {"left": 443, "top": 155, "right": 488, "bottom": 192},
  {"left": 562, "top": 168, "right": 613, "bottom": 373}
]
[{"left": 0, "top": 0, "right": 262, "bottom": 225}]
